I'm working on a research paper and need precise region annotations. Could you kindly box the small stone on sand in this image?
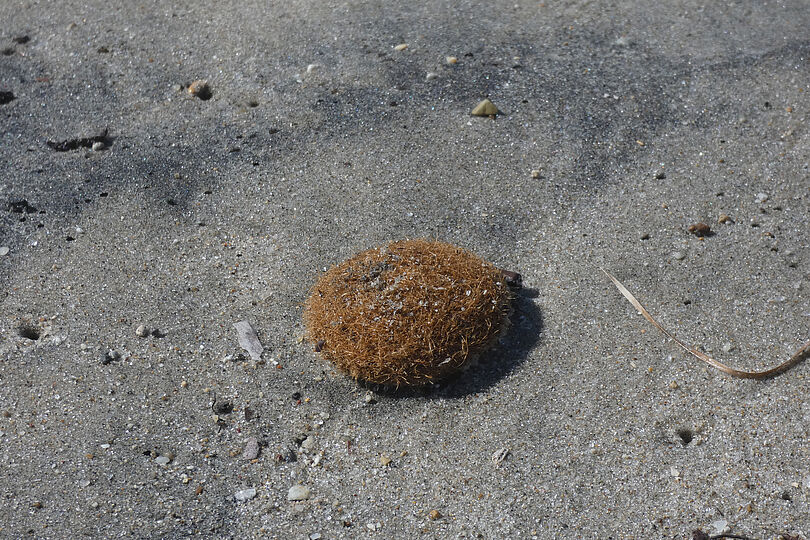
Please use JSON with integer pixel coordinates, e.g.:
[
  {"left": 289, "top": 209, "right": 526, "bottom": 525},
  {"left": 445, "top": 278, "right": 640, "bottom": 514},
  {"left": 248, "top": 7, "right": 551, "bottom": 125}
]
[
  {"left": 234, "top": 488, "right": 257, "bottom": 502},
  {"left": 188, "top": 80, "right": 212, "bottom": 100},
  {"left": 242, "top": 437, "right": 259, "bottom": 460},
  {"left": 471, "top": 99, "right": 499, "bottom": 116},
  {"left": 287, "top": 485, "right": 311, "bottom": 501}
]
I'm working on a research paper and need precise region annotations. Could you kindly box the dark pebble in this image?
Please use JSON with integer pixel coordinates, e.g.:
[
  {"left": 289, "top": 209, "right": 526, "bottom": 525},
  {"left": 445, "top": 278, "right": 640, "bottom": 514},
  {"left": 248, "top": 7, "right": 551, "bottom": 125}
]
[{"left": 101, "top": 350, "right": 120, "bottom": 365}]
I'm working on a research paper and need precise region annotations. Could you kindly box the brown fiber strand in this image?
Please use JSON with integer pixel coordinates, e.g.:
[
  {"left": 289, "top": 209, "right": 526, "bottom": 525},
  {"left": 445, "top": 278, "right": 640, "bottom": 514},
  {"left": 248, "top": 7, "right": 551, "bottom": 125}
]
[
  {"left": 603, "top": 269, "right": 810, "bottom": 379},
  {"left": 304, "top": 240, "right": 512, "bottom": 386}
]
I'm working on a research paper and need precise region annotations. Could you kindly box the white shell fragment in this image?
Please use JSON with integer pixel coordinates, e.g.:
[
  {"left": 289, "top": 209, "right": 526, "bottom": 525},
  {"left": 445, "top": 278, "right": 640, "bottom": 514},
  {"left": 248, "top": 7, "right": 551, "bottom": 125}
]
[
  {"left": 233, "top": 320, "right": 264, "bottom": 362},
  {"left": 491, "top": 447, "right": 510, "bottom": 467}
]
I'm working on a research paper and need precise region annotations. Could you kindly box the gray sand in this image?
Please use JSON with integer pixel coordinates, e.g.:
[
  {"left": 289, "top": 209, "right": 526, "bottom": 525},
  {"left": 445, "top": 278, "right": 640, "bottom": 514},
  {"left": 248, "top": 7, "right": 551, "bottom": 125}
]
[{"left": 1, "top": 1, "right": 808, "bottom": 538}]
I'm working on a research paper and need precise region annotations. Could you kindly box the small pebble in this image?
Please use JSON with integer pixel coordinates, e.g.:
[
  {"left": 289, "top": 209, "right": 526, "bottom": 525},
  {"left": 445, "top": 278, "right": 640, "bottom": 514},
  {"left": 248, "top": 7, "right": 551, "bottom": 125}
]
[
  {"left": 306, "top": 63, "right": 321, "bottom": 73},
  {"left": 393, "top": 43, "right": 408, "bottom": 51},
  {"left": 711, "top": 519, "right": 730, "bottom": 535},
  {"left": 380, "top": 454, "right": 392, "bottom": 466},
  {"left": 721, "top": 343, "right": 734, "bottom": 353},
  {"left": 135, "top": 325, "right": 149, "bottom": 337},
  {"left": 425, "top": 72, "right": 439, "bottom": 81},
  {"left": 309, "top": 534, "right": 322, "bottom": 540},
  {"left": 672, "top": 251, "right": 686, "bottom": 261},
  {"left": 655, "top": 171, "right": 666, "bottom": 180},
  {"left": 669, "top": 381, "right": 679, "bottom": 390},
  {"left": 718, "top": 213, "right": 732, "bottom": 224},
  {"left": 446, "top": 56, "right": 458, "bottom": 64},
  {"left": 471, "top": 98, "right": 499, "bottom": 117},
  {"left": 531, "top": 169, "right": 541, "bottom": 178},
  {"left": 614, "top": 36, "right": 632, "bottom": 47},
  {"left": 155, "top": 456, "right": 171, "bottom": 466},
  {"left": 188, "top": 80, "right": 212, "bottom": 100},
  {"left": 755, "top": 192, "right": 768, "bottom": 203},
  {"left": 301, "top": 436, "right": 315, "bottom": 451},
  {"left": 101, "top": 349, "right": 120, "bottom": 365},
  {"left": 242, "top": 437, "right": 259, "bottom": 460},
  {"left": 0, "top": 246, "right": 9, "bottom": 256},
  {"left": 91, "top": 141, "right": 105, "bottom": 151},
  {"left": 287, "top": 485, "right": 311, "bottom": 501},
  {"left": 688, "top": 223, "right": 711, "bottom": 237},
  {"left": 428, "top": 509, "right": 442, "bottom": 520},
  {"left": 234, "top": 488, "right": 257, "bottom": 502}
]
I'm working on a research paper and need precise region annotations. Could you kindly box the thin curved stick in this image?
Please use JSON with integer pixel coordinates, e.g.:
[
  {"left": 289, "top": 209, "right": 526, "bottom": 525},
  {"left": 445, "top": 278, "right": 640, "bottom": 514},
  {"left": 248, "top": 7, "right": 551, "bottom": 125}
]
[{"left": 602, "top": 269, "right": 810, "bottom": 379}]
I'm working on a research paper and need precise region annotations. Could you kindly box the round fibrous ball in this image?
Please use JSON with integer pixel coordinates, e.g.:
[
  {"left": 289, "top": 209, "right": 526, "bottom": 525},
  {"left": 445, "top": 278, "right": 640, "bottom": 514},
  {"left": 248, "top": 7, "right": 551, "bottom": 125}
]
[{"left": 304, "top": 239, "right": 513, "bottom": 386}]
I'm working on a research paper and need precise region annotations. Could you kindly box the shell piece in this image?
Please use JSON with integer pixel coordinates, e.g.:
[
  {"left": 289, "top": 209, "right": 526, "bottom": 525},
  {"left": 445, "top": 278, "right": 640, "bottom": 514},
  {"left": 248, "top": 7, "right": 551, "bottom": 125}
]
[
  {"left": 471, "top": 98, "right": 499, "bottom": 116},
  {"left": 304, "top": 239, "right": 512, "bottom": 386}
]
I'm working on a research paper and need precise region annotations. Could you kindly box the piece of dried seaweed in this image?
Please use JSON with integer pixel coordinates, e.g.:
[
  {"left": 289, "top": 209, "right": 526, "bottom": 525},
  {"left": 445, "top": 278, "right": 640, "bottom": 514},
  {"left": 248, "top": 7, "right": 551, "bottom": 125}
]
[
  {"left": 603, "top": 269, "right": 810, "bottom": 379},
  {"left": 304, "top": 240, "right": 513, "bottom": 386}
]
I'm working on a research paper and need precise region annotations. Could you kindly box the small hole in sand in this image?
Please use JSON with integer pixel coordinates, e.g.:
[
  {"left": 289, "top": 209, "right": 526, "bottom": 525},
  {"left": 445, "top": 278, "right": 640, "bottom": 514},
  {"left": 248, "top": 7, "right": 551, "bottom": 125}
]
[{"left": 18, "top": 325, "right": 40, "bottom": 340}]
